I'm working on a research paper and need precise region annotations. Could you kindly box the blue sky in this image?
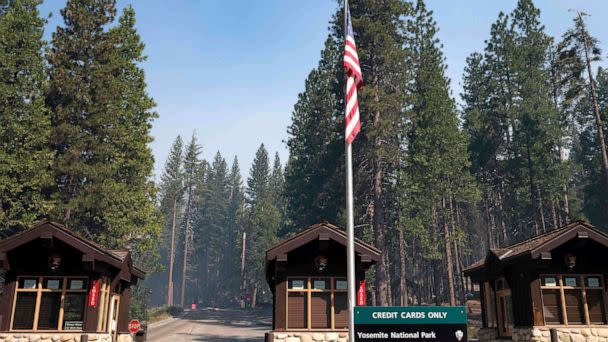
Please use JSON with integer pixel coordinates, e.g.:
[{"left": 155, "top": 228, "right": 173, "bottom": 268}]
[{"left": 38, "top": 1, "right": 608, "bottom": 180}]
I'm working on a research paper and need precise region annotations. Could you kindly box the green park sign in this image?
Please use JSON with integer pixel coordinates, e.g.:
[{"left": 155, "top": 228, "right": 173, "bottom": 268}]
[{"left": 354, "top": 306, "right": 467, "bottom": 341}]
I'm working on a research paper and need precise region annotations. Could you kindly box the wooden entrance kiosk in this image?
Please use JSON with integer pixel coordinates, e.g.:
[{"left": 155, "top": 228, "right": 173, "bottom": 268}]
[
  {"left": 0, "top": 221, "right": 144, "bottom": 342},
  {"left": 265, "top": 222, "right": 380, "bottom": 342},
  {"left": 465, "top": 221, "right": 608, "bottom": 342}
]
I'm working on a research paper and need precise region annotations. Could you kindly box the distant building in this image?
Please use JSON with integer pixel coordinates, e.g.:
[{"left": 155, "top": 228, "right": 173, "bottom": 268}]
[
  {"left": 0, "top": 221, "right": 144, "bottom": 342},
  {"left": 464, "top": 221, "right": 608, "bottom": 342},
  {"left": 265, "top": 222, "right": 380, "bottom": 342}
]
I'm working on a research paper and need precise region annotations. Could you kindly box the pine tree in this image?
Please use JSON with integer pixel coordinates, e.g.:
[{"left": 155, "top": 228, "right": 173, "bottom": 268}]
[
  {"left": 0, "top": 0, "right": 52, "bottom": 233},
  {"left": 47, "top": 1, "right": 161, "bottom": 259},
  {"left": 284, "top": 37, "right": 344, "bottom": 233},
  {"left": 559, "top": 12, "right": 608, "bottom": 223},
  {"left": 158, "top": 136, "right": 184, "bottom": 306},
  {"left": 179, "top": 134, "right": 202, "bottom": 306},
  {"left": 400, "top": 0, "right": 477, "bottom": 306},
  {"left": 245, "top": 144, "right": 280, "bottom": 307},
  {"left": 194, "top": 152, "right": 229, "bottom": 306},
  {"left": 339, "top": 0, "right": 411, "bottom": 306},
  {"left": 226, "top": 156, "right": 245, "bottom": 303}
]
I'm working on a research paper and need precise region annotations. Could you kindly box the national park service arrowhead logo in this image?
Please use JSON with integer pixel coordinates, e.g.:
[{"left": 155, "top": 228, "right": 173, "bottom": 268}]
[{"left": 455, "top": 330, "right": 464, "bottom": 341}]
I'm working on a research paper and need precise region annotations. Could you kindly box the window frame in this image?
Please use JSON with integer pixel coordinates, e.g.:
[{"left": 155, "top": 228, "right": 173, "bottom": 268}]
[
  {"left": 10, "top": 276, "right": 90, "bottom": 332},
  {"left": 286, "top": 276, "right": 347, "bottom": 330},
  {"left": 540, "top": 274, "right": 607, "bottom": 326}
]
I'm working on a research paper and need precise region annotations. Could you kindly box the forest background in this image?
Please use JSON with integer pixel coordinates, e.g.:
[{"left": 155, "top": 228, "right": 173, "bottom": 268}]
[{"left": 2, "top": 0, "right": 608, "bottom": 314}]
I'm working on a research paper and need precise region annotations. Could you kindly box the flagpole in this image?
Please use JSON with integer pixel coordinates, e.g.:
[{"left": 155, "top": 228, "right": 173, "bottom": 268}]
[{"left": 344, "top": 1, "right": 357, "bottom": 340}]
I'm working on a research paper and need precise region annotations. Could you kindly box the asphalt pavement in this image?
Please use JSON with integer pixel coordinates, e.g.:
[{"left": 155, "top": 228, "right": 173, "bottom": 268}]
[{"left": 146, "top": 308, "right": 271, "bottom": 342}]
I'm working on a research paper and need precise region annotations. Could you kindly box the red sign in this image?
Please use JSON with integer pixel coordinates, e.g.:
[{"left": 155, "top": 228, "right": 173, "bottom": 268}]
[
  {"left": 128, "top": 319, "right": 141, "bottom": 333},
  {"left": 191, "top": 303, "right": 197, "bottom": 310},
  {"left": 88, "top": 279, "right": 100, "bottom": 307},
  {"left": 357, "top": 279, "right": 366, "bottom": 306}
]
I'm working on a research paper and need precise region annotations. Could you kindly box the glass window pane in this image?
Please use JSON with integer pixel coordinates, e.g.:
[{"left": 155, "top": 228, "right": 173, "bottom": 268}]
[
  {"left": 587, "top": 277, "right": 601, "bottom": 288},
  {"left": 37, "top": 292, "right": 61, "bottom": 330},
  {"left": 586, "top": 289, "right": 607, "bottom": 324},
  {"left": 12, "top": 292, "right": 36, "bottom": 329},
  {"left": 311, "top": 292, "right": 331, "bottom": 328},
  {"left": 542, "top": 277, "right": 557, "bottom": 287},
  {"left": 63, "top": 293, "right": 86, "bottom": 323},
  {"left": 542, "top": 289, "right": 563, "bottom": 324},
  {"left": 335, "top": 279, "right": 347, "bottom": 290},
  {"left": 288, "top": 279, "right": 306, "bottom": 290},
  {"left": 19, "top": 278, "right": 37, "bottom": 289},
  {"left": 564, "top": 277, "right": 579, "bottom": 287},
  {"left": 312, "top": 279, "right": 327, "bottom": 290},
  {"left": 68, "top": 279, "right": 87, "bottom": 290},
  {"left": 43, "top": 279, "right": 62, "bottom": 290},
  {"left": 287, "top": 292, "right": 307, "bottom": 329},
  {"left": 334, "top": 292, "right": 348, "bottom": 329},
  {"left": 564, "top": 289, "right": 585, "bottom": 324}
]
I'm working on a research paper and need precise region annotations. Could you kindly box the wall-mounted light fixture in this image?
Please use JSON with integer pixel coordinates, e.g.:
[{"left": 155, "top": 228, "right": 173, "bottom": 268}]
[
  {"left": 48, "top": 252, "right": 62, "bottom": 272},
  {"left": 315, "top": 255, "right": 328, "bottom": 273},
  {"left": 564, "top": 253, "right": 576, "bottom": 270}
]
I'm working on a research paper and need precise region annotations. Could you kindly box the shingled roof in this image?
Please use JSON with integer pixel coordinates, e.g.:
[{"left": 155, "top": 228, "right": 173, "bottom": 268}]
[
  {"left": 266, "top": 222, "right": 381, "bottom": 262},
  {"left": 464, "top": 220, "right": 608, "bottom": 276},
  {"left": 0, "top": 220, "right": 145, "bottom": 280}
]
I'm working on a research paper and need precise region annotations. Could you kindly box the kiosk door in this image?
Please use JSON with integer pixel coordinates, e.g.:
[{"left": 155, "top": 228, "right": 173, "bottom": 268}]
[{"left": 109, "top": 295, "right": 120, "bottom": 340}]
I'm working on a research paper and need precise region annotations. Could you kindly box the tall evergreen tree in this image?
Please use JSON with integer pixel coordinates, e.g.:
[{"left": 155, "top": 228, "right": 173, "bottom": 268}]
[
  {"left": 46, "top": 1, "right": 161, "bottom": 258},
  {"left": 245, "top": 144, "right": 281, "bottom": 307},
  {"left": 0, "top": 0, "right": 52, "bottom": 233},
  {"left": 400, "top": 0, "right": 477, "bottom": 306},
  {"left": 284, "top": 38, "right": 344, "bottom": 234},
  {"left": 157, "top": 136, "right": 184, "bottom": 306},
  {"left": 179, "top": 134, "right": 202, "bottom": 306},
  {"left": 339, "top": 0, "right": 411, "bottom": 306},
  {"left": 195, "top": 152, "right": 229, "bottom": 306},
  {"left": 226, "top": 156, "right": 245, "bottom": 303},
  {"left": 559, "top": 12, "right": 608, "bottom": 224}
]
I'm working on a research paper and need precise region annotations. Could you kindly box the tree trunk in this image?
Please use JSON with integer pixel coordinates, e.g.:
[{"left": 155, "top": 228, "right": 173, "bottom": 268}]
[
  {"left": 180, "top": 186, "right": 193, "bottom": 307},
  {"left": 372, "top": 71, "right": 389, "bottom": 306},
  {"left": 442, "top": 197, "right": 456, "bottom": 306},
  {"left": 551, "top": 199, "right": 559, "bottom": 229},
  {"left": 251, "top": 284, "right": 258, "bottom": 309},
  {"left": 559, "top": 144, "right": 570, "bottom": 223},
  {"left": 526, "top": 140, "right": 540, "bottom": 236},
  {"left": 167, "top": 196, "right": 178, "bottom": 306},
  {"left": 537, "top": 188, "right": 546, "bottom": 233},
  {"left": 496, "top": 188, "right": 508, "bottom": 246},
  {"left": 240, "top": 231, "right": 247, "bottom": 308},
  {"left": 399, "top": 228, "right": 408, "bottom": 306}
]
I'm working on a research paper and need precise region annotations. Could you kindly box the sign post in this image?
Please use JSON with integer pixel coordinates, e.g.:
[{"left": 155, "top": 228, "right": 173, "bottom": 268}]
[{"left": 354, "top": 306, "right": 467, "bottom": 342}]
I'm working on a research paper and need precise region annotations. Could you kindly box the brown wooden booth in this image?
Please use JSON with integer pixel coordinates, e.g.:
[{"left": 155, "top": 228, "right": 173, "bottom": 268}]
[
  {"left": 464, "top": 221, "right": 608, "bottom": 342},
  {"left": 265, "top": 222, "right": 380, "bottom": 342},
  {"left": 0, "top": 221, "right": 144, "bottom": 341}
]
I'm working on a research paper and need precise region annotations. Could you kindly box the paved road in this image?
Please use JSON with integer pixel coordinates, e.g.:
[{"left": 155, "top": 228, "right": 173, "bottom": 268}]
[{"left": 147, "top": 308, "right": 271, "bottom": 342}]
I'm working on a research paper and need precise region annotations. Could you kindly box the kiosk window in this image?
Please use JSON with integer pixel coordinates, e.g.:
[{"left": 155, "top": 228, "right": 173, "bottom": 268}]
[
  {"left": 12, "top": 277, "right": 89, "bottom": 331},
  {"left": 540, "top": 274, "right": 606, "bottom": 325},
  {"left": 287, "top": 277, "right": 348, "bottom": 330},
  {"left": 12, "top": 293, "right": 36, "bottom": 329}
]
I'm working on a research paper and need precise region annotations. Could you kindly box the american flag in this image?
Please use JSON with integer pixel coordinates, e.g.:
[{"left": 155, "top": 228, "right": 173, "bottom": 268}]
[{"left": 343, "top": 4, "right": 362, "bottom": 145}]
